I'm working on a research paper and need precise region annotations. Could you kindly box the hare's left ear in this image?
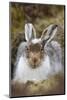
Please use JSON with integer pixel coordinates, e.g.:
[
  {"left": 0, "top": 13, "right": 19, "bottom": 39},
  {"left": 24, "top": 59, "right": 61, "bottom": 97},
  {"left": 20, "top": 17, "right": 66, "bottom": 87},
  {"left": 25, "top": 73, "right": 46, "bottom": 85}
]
[{"left": 41, "top": 24, "right": 58, "bottom": 47}]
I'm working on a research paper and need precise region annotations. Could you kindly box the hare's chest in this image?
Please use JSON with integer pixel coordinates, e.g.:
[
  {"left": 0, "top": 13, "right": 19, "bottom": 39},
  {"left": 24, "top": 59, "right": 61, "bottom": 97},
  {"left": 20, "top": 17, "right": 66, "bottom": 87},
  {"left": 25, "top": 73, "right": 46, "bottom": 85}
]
[{"left": 14, "top": 55, "right": 52, "bottom": 83}]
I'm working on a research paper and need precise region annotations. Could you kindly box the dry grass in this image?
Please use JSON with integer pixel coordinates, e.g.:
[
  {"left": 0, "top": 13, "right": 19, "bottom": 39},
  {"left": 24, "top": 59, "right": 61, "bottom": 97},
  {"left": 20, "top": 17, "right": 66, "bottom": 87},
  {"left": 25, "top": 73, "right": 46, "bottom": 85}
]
[{"left": 11, "top": 73, "right": 64, "bottom": 97}]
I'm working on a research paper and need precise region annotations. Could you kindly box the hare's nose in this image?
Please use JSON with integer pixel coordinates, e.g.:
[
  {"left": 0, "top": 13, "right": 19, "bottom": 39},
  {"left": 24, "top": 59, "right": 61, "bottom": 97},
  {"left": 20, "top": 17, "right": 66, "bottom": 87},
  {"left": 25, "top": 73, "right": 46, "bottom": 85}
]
[{"left": 33, "top": 58, "right": 37, "bottom": 63}]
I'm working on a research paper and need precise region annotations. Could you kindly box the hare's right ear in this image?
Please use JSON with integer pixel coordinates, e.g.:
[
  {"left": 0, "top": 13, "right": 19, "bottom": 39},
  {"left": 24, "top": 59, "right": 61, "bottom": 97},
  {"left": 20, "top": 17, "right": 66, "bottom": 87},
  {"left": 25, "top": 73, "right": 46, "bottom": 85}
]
[
  {"left": 41, "top": 24, "right": 58, "bottom": 47},
  {"left": 25, "top": 23, "right": 36, "bottom": 42}
]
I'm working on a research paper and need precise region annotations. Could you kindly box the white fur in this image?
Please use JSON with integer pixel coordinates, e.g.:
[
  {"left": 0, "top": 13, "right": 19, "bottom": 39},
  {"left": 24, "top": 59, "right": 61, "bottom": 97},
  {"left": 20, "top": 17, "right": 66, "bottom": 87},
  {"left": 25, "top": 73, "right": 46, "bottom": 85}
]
[
  {"left": 31, "top": 38, "right": 41, "bottom": 44},
  {"left": 13, "top": 55, "right": 53, "bottom": 83}
]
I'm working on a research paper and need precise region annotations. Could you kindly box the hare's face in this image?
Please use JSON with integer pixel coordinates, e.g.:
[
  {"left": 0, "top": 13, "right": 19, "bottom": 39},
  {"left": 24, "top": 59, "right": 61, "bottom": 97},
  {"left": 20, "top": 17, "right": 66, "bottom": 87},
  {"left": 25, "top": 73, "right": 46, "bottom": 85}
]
[{"left": 26, "top": 43, "right": 44, "bottom": 68}]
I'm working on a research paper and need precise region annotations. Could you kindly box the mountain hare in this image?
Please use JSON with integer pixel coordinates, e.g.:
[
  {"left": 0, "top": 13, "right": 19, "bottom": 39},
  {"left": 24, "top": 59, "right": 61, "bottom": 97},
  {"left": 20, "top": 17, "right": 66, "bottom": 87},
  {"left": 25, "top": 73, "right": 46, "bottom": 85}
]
[{"left": 13, "top": 23, "right": 63, "bottom": 84}]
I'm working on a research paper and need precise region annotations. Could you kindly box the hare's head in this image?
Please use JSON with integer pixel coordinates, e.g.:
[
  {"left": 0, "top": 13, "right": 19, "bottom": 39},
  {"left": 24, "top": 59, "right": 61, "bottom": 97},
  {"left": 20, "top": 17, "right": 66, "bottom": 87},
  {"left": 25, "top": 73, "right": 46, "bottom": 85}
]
[
  {"left": 25, "top": 40, "right": 45, "bottom": 68},
  {"left": 25, "top": 23, "right": 58, "bottom": 68}
]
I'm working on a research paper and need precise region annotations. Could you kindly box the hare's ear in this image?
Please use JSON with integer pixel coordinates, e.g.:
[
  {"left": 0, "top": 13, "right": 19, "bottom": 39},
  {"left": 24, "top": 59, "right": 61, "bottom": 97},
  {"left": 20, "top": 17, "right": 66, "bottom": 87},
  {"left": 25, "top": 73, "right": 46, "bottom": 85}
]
[
  {"left": 25, "top": 23, "right": 36, "bottom": 42},
  {"left": 41, "top": 24, "right": 58, "bottom": 47}
]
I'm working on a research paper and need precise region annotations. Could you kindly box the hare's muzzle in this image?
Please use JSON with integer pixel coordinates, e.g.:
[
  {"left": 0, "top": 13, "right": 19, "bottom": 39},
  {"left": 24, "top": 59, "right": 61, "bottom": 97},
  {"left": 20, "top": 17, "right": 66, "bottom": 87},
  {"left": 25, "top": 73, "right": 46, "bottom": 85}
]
[
  {"left": 33, "top": 57, "right": 37, "bottom": 64},
  {"left": 31, "top": 55, "right": 40, "bottom": 67},
  {"left": 27, "top": 52, "right": 41, "bottom": 68}
]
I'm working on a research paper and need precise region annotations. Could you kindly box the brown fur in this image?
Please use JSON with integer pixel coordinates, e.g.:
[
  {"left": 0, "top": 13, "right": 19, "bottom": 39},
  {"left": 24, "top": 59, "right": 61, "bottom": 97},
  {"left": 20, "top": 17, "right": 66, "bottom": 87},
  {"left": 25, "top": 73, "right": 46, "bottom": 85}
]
[{"left": 26, "top": 43, "right": 44, "bottom": 68}]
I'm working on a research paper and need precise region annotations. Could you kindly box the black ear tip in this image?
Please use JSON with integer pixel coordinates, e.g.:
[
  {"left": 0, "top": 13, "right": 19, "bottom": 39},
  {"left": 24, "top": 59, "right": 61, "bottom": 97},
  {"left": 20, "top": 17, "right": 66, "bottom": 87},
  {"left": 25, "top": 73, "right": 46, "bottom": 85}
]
[
  {"left": 54, "top": 24, "right": 58, "bottom": 28},
  {"left": 55, "top": 24, "right": 58, "bottom": 27},
  {"left": 52, "top": 24, "right": 58, "bottom": 30}
]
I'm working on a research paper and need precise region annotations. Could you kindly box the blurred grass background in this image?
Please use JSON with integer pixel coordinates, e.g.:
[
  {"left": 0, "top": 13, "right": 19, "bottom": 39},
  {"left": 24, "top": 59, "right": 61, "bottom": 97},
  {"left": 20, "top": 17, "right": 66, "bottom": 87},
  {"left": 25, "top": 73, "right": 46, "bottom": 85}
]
[{"left": 10, "top": 2, "right": 64, "bottom": 79}]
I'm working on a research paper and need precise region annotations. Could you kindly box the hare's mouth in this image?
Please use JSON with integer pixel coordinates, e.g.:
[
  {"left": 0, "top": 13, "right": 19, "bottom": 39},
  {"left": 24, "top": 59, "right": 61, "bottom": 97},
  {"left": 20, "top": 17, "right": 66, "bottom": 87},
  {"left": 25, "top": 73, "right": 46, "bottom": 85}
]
[{"left": 28, "top": 61, "right": 41, "bottom": 69}]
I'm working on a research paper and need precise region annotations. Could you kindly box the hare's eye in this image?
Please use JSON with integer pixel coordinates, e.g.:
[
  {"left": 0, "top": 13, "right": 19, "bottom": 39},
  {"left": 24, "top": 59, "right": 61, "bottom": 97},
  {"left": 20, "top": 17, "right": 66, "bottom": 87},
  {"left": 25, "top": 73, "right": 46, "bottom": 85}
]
[
  {"left": 41, "top": 48, "right": 44, "bottom": 52},
  {"left": 26, "top": 46, "right": 29, "bottom": 51}
]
